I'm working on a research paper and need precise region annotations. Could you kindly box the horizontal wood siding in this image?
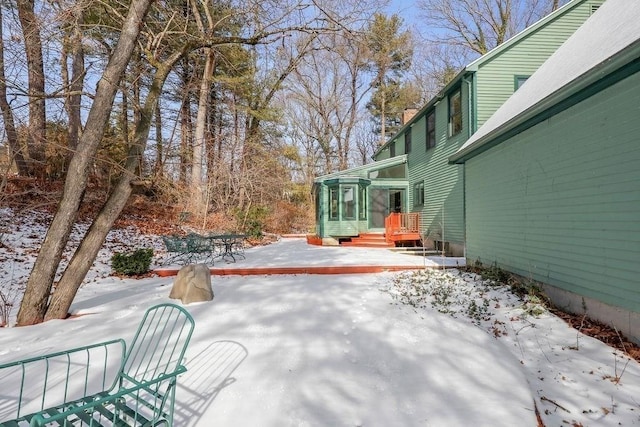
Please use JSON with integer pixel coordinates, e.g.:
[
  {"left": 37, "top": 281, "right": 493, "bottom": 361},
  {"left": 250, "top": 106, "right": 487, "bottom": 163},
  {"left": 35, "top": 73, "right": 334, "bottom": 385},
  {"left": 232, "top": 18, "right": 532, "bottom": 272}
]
[
  {"left": 475, "top": 0, "right": 604, "bottom": 126},
  {"left": 376, "top": 149, "right": 390, "bottom": 161},
  {"left": 465, "top": 71, "right": 640, "bottom": 312},
  {"left": 406, "top": 85, "right": 467, "bottom": 245}
]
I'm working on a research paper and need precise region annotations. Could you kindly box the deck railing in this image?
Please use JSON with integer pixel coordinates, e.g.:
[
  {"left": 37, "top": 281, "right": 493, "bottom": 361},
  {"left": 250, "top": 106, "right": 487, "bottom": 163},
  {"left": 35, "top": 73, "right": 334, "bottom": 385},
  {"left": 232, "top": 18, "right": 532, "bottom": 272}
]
[{"left": 385, "top": 212, "right": 420, "bottom": 242}]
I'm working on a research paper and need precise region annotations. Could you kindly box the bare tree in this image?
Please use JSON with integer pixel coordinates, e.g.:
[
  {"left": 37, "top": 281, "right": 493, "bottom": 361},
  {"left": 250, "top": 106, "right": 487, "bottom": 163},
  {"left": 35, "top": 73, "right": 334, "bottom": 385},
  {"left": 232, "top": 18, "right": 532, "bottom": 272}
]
[
  {"left": 417, "top": 0, "right": 564, "bottom": 58},
  {"left": 59, "top": 1, "right": 86, "bottom": 156},
  {"left": 406, "top": 41, "right": 462, "bottom": 102},
  {"left": 188, "top": 5, "right": 217, "bottom": 216},
  {"left": 16, "top": 0, "right": 47, "bottom": 177},
  {"left": 286, "top": 31, "right": 371, "bottom": 176},
  {"left": 0, "top": 4, "right": 27, "bottom": 175}
]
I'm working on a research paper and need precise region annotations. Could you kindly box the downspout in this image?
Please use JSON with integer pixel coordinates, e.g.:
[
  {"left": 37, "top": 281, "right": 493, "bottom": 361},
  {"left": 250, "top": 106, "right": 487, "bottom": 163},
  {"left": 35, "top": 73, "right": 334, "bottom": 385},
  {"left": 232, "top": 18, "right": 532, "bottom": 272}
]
[
  {"left": 467, "top": 74, "right": 476, "bottom": 137},
  {"left": 462, "top": 73, "right": 475, "bottom": 258}
]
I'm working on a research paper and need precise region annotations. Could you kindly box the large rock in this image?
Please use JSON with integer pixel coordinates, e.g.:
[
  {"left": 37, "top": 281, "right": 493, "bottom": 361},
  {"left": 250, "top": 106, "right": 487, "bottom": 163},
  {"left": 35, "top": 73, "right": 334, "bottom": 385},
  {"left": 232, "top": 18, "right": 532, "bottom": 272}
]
[{"left": 169, "top": 264, "right": 214, "bottom": 304}]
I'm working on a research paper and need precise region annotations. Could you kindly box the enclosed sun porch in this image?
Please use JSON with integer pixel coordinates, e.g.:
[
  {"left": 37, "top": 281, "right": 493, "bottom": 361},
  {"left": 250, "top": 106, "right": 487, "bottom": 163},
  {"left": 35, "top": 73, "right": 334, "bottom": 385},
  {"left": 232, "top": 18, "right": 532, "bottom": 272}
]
[{"left": 309, "top": 155, "right": 422, "bottom": 248}]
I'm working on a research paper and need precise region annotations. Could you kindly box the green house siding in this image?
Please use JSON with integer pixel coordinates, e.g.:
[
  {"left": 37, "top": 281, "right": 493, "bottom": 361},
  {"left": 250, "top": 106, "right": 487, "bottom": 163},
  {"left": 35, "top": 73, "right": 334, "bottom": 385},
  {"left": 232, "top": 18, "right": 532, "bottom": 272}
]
[
  {"left": 405, "top": 84, "right": 468, "bottom": 245},
  {"left": 474, "top": 0, "right": 605, "bottom": 126},
  {"left": 376, "top": 149, "right": 390, "bottom": 161},
  {"left": 465, "top": 70, "right": 640, "bottom": 312},
  {"left": 332, "top": 0, "right": 602, "bottom": 249}
]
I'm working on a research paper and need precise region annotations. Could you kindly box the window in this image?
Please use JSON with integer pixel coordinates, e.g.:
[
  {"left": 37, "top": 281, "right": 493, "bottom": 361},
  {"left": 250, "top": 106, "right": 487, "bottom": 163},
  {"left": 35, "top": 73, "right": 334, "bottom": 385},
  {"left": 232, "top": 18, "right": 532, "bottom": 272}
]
[
  {"left": 413, "top": 181, "right": 424, "bottom": 207},
  {"left": 448, "top": 87, "right": 462, "bottom": 136},
  {"left": 389, "top": 141, "right": 396, "bottom": 157},
  {"left": 368, "top": 163, "right": 406, "bottom": 179},
  {"left": 426, "top": 110, "right": 436, "bottom": 150},
  {"left": 404, "top": 128, "right": 412, "bottom": 154},
  {"left": 329, "top": 186, "right": 339, "bottom": 220},
  {"left": 358, "top": 185, "right": 367, "bottom": 220},
  {"left": 514, "top": 75, "right": 529, "bottom": 90},
  {"left": 342, "top": 186, "right": 355, "bottom": 220}
]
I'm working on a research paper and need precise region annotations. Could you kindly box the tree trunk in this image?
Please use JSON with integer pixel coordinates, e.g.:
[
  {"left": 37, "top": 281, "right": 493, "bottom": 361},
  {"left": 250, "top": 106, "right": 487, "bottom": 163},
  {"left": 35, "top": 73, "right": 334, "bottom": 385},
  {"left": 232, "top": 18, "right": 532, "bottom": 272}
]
[
  {"left": 44, "top": 57, "right": 180, "bottom": 321},
  {"left": 61, "top": 8, "right": 85, "bottom": 175},
  {"left": 154, "top": 97, "right": 163, "bottom": 177},
  {"left": 17, "top": 0, "right": 153, "bottom": 326},
  {"left": 66, "top": 11, "right": 85, "bottom": 154},
  {"left": 179, "top": 57, "right": 193, "bottom": 185},
  {"left": 190, "top": 47, "right": 216, "bottom": 216},
  {"left": 380, "top": 91, "right": 386, "bottom": 144},
  {"left": 16, "top": 0, "right": 47, "bottom": 177},
  {"left": 0, "top": 5, "right": 28, "bottom": 175}
]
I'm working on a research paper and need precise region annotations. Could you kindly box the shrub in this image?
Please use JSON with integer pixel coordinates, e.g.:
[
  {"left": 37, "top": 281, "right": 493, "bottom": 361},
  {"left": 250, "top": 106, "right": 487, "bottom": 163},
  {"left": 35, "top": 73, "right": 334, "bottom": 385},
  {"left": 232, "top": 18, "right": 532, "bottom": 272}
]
[
  {"left": 236, "top": 205, "right": 269, "bottom": 239},
  {"left": 111, "top": 248, "right": 154, "bottom": 276}
]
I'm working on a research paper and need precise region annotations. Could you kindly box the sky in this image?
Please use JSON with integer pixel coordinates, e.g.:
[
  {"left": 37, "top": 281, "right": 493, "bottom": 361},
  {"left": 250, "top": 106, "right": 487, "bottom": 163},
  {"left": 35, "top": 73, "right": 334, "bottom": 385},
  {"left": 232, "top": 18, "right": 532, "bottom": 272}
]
[{"left": 1, "top": 208, "right": 640, "bottom": 426}]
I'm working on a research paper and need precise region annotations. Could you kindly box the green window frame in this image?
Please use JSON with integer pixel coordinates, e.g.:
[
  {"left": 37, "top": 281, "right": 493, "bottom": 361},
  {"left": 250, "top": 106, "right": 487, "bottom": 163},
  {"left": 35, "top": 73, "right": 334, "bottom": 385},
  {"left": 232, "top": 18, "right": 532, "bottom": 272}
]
[
  {"left": 329, "top": 186, "right": 339, "bottom": 220},
  {"left": 426, "top": 110, "right": 436, "bottom": 150},
  {"left": 514, "top": 75, "right": 529, "bottom": 90},
  {"left": 342, "top": 186, "right": 356, "bottom": 220},
  {"left": 405, "top": 127, "right": 412, "bottom": 154},
  {"left": 448, "top": 87, "right": 462, "bottom": 137},
  {"left": 358, "top": 185, "right": 367, "bottom": 220},
  {"left": 413, "top": 181, "right": 424, "bottom": 207}
]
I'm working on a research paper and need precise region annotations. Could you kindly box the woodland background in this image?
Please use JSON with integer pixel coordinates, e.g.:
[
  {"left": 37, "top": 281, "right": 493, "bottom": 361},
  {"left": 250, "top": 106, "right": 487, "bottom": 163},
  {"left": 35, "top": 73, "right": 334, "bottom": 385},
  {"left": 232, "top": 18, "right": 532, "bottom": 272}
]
[{"left": 0, "top": 0, "right": 564, "bottom": 325}]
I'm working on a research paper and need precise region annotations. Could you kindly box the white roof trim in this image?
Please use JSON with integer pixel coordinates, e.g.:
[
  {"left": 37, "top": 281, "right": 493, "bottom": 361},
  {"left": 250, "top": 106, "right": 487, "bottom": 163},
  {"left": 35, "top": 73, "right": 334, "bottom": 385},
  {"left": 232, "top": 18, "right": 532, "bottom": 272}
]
[{"left": 314, "top": 155, "right": 407, "bottom": 182}]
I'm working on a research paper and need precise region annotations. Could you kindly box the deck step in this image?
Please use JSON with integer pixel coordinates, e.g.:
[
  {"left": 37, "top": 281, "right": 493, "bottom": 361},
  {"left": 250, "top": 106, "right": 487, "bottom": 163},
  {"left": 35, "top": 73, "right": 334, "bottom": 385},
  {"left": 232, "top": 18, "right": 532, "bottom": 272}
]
[
  {"left": 341, "top": 241, "right": 394, "bottom": 248},
  {"left": 341, "top": 233, "right": 394, "bottom": 248}
]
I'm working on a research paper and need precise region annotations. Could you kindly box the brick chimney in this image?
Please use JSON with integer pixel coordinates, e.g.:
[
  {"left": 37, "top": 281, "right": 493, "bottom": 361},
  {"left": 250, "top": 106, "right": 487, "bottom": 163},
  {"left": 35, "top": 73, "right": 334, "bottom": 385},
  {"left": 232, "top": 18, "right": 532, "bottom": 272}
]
[{"left": 402, "top": 108, "right": 418, "bottom": 125}]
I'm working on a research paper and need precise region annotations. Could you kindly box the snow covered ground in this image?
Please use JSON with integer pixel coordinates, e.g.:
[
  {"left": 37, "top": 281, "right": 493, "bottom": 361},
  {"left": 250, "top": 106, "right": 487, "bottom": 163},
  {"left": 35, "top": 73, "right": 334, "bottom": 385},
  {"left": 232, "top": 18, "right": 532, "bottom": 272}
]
[{"left": 1, "top": 208, "right": 639, "bottom": 426}]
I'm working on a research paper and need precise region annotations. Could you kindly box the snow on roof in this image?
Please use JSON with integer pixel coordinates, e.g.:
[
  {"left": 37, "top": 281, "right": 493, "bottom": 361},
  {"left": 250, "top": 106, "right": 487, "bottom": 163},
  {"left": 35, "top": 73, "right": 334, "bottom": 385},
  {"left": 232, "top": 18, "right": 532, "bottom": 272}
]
[{"left": 452, "top": 0, "right": 640, "bottom": 162}]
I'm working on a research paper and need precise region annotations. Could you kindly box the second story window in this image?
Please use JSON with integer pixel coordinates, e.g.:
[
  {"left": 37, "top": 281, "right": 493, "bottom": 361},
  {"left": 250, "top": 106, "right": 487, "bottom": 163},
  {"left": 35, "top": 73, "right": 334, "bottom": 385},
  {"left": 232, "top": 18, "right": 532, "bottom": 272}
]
[
  {"left": 426, "top": 110, "right": 436, "bottom": 150},
  {"left": 405, "top": 128, "right": 412, "bottom": 154},
  {"left": 449, "top": 87, "right": 462, "bottom": 137},
  {"left": 390, "top": 141, "right": 396, "bottom": 157},
  {"left": 515, "top": 75, "right": 530, "bottom": 90}
]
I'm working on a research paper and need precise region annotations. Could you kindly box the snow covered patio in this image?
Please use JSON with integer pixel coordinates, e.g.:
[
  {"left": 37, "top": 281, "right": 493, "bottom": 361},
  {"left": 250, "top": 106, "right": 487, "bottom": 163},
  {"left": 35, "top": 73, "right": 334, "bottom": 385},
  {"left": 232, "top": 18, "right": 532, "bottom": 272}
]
[
  {"left": 157, "top": 237, "right": 467, "bottom": 276},
  {"left": 2, "top": 236, "right": 639, "bottom": 426}
]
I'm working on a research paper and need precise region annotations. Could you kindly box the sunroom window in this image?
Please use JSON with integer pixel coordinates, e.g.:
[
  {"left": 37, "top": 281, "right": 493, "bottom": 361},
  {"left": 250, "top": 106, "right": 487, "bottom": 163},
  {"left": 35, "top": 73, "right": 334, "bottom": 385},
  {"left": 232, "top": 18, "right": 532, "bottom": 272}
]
[
  {"left": 358, "top": 185, "right": 367, "bottom": 220},
  {"left": 342, "top": 186, "right": 355, "bottom": 220},
  {"left": 329, "top": 186, "right": 339, "bottom": 220}
]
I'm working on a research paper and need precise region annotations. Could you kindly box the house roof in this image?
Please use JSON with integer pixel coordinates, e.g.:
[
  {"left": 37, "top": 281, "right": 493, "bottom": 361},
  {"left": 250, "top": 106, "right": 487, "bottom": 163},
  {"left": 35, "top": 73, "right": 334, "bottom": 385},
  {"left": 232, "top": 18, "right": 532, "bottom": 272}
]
[
  {"left": 450, "top": 0, "right": 640, "bottom": 164},
  {"left": 374, "top": 0, "right": 594, "bottom": 157},
  {"left": 313, "top": 155, "right": 407, "bottom": 183}
]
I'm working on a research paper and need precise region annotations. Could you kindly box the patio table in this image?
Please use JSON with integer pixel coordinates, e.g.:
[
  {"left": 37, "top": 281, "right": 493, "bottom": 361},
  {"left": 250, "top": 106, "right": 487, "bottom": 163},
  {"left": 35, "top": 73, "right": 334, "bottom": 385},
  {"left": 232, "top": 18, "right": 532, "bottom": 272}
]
[{"left": 211, "top": 233, "right": 246, "bottom": 262}]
